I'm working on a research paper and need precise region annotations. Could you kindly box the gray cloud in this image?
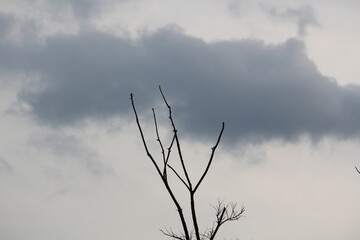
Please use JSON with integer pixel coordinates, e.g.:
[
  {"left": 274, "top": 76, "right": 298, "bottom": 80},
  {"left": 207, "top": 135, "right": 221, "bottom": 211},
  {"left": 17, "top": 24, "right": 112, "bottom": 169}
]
[
  {"left": 45, "top": 0, "right": 129, "bottom": 19},
  {"left": 228, "top": 0, "right": 246, "bottom": 18},
  {"left": 30, "top": 132, "right": 111, "bottom": 176},
  {"left": 2, "top": 25, "right": 360, "bottom": 143},
  {"left": 30, "top": 133, "right": 91, "bottom": 157},
  {"left": 0, "top": 12, "right": 39, "bottom": 42},
  {"left": 0, "top": 157, "right": 12, "bottom": 173},
  {"left": 265, "top": 5, "right": 320, "bottom": 37},
  {"left": 46, "top": 0, "right": 101, "bottom": 18},
  {"left": 0, "top": 13, "right": 15, "bottom": 40}
]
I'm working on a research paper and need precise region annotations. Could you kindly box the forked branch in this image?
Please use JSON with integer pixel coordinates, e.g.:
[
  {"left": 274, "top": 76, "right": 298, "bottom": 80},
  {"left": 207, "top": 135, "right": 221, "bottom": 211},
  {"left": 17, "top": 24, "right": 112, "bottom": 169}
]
[
  {"left": 168, "top": 164, "right": 190, "bottom": 190},
  {"left": 152, "top": 108, "right": 166, "bottom": 169},
  {"left": 130, "top": 92, "right": 190, "bottom": 240},
  {"left": 159, "top": 86, "right": 193, "bottom": 190},
  {"left": 202, "top": 201, "right": 245, "bottom": 240},
  {"left": 131, "top": 87, "right": 242, "bottom": 240},
  {"left": 130, "top": 93, "right": 162, "bottom": 177}
]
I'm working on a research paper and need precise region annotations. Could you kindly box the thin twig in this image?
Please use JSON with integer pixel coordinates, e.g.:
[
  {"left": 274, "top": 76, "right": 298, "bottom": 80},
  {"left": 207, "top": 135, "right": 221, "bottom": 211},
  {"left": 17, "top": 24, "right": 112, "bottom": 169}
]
[
  {"left": 194, "top": 122, "right": 225, "bottom": 193},
  {"left": 159, "top": 85, "right": 193, "bottom": 189},
  {"left": 208, "top": 201, "right": 245, "bottom": 240},
  {"left": 130, "top": 93, "right": 162, "bottom": 177},
  {"left": 152, "top": 108, "right": 167, "bottom": 171},
  {"left": 168, "top": 164, "right": 190, "bottom": 190},
  {"left": 165, "top": 135, "right": 176, "bottom": 166},
  {"left": 160, "top": 227, "right": 185, "bottom": 240}
]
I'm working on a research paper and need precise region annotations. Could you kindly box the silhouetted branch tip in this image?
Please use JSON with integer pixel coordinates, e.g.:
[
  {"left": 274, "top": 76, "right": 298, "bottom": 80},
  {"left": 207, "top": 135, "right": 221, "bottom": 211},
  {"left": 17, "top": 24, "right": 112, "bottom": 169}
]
[{"left": 161, "top": 227, "right": 186, "bottom": 240}]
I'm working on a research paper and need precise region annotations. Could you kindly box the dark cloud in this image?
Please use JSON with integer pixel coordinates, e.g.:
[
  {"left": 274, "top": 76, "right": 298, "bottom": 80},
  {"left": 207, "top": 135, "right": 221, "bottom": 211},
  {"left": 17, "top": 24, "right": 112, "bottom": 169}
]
[
  {"left": 0, "top": 13, "right": 39, "bottom": 76},
  {"left": 2, "top": 26, "right": 360, "bottom": 143}
]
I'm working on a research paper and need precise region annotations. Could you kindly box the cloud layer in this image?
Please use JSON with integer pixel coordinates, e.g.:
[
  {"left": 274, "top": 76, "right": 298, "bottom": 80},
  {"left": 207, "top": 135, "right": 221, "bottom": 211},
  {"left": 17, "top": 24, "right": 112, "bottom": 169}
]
[{"left": 2, "top": 23, "right": 360, "bottom": 143}]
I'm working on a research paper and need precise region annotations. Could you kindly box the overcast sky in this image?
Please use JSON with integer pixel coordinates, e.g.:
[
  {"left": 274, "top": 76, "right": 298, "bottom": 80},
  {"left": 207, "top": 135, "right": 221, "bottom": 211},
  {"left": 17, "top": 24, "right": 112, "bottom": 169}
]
[{"left": 1, "top": 0, "right": 360, "bottom": 240}]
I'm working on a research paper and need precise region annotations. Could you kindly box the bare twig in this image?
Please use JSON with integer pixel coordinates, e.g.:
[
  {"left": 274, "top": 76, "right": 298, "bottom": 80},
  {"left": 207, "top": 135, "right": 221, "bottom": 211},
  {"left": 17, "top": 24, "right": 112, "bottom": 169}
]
[
  {"left": 130, "top": 93, "right": 162, "bottom": 177},
  {"left": 131, "top": 92, "right": 190, "bottom": 240},
  {"left": 159, "top": 86, "right": 202, "bottom": 240},
  {"left": 159, "top": 86, "right": 193, "bottom": 189},
  {"left": 157, "top": 87, "right": 202, "bottom": 240},
  {"left": 160, "top": 227, "right": 187, "bottom": 240},
  {"left": 152, "top": 108, "right": 166, "bottom": 168},
  {"left": 356, "top": 166, "right": 360, "bottom": 174},
  {"left": 168, "top": 164, "right": 190, "bottom": 190},
  {"left": 166, "top": 135, "right": 176, "bottom": 166},
  {"left": 204, "top": 200, "right": 245, "bottom": 240},
  {"left": 194, "top": 122, "right": 225, "bottom": 193}
]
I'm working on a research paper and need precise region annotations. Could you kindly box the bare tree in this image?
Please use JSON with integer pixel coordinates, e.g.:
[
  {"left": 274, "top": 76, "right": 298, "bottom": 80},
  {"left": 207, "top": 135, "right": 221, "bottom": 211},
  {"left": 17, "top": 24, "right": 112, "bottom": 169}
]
[{"left": 130, "top": 86, "right": 244, "bottom": 240}]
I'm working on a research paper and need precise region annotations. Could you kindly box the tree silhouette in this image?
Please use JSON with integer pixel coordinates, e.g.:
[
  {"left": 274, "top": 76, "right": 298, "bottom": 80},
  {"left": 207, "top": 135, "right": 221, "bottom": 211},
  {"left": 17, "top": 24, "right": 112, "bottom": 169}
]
[{"left": 130, "top": 86, "right": 244, "bottom": 240}]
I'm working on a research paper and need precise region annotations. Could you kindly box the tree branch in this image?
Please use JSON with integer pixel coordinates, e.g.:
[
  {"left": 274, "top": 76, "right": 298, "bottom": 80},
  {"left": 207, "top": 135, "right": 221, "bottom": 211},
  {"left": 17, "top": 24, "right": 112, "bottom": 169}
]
[
  {"left": 131, "top": 88, "right": 241, "bottom": 240},
  {"left": 152, "top": 108, "right": 167, "bottom": 174},
  {"left": 130, "top": 93, "right": 163, "bottom": 177},
  {"left": 356, "top": 166, "right": 360, "bottom": 174},
  {"left": 207, "top": 201, "right": 245, "bottom": 240},
  {"left": 194, "top": 122, "right": 225, "bottom": 193},
  {"left": 160, "top": 227, "right": 186, "bottom": 240},
  {"left": 159, "top": 86, "right": 193, "bottom": 190},
  {"left": 168, "top": 164, "right": 190, "bottom": 190},
  {"left": 190, "top": 192, "right": 200, "bottom": 240},
  {"left": 165, "top": 135, "right": 176, "bottom": 166},
  {"left": 130, "top": 93, "right": 190, "bottom": 240}
]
